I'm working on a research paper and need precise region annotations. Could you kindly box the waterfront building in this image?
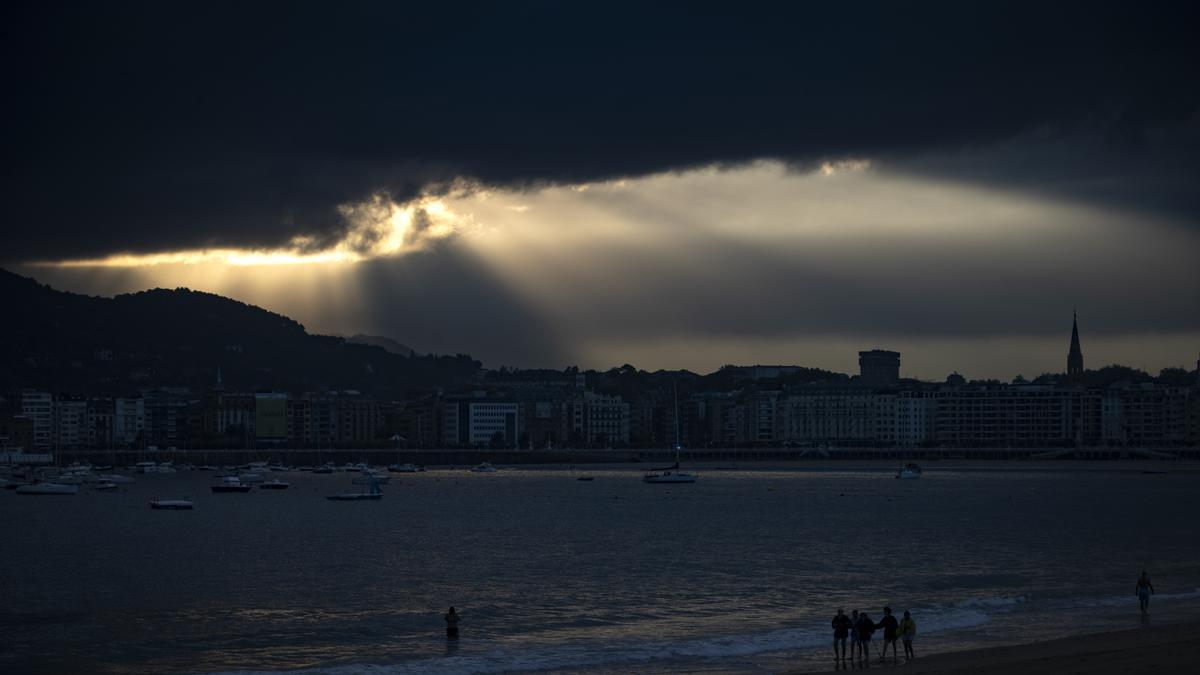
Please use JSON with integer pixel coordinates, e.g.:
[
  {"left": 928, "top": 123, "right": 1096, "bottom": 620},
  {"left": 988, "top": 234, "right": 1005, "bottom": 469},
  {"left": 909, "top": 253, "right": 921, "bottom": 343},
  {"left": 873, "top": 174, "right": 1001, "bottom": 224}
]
[
  {"left": 20, "top": 390, "right": 52, "bottom": 449},
  {"left": 1101, "top": 383, "right": 1191, "bottom": 446},
  {"left": 468, "top": 401, "right": 520, "bottom": 447},
  {"left": 932, "top": 384, "right": 1082, "bottom": 448},
  {"left": 442, "top": 395, "right": 522, "bottom": 447},
  {"left": 0, "top": 414, "right": 35, "bottom": 451},
  {"left": 286, "top": 398, "right": 313, "bottom": 447},
  {"left": 334, "top": 394, "right": 381, "bottom": 445},
  {"left": 740, "top": 390, "right": 782, "bottom": 445},
  {"left": 143, "top": 389, "right": 194, "bottom": 449},
  {"left": 893, "top": 390, "right": 934, "bottom": 446},
  {"left": 114, "top": 397, "right": 145, "bottom": 446},
  {"left": 52, "top": 398, "right": 87, "bottom": 449},
  {"left": 86, "top": 398, "right": 115, "bottom": 449},
  {"left": 565, "top": 392, "right": 630, "bottom": 446},
  {"left": 255, "top": 393, "right": 288, "bottom": 443},
  {"left": 779, "top": 388, "right": 888, "bottom": 445}
]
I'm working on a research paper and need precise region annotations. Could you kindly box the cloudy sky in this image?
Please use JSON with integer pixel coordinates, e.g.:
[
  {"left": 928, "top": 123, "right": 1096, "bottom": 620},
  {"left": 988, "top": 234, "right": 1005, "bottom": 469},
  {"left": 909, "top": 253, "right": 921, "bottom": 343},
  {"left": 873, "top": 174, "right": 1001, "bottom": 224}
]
[{"left": 4, "top": 1, "right": 1199, "bottom": 379}]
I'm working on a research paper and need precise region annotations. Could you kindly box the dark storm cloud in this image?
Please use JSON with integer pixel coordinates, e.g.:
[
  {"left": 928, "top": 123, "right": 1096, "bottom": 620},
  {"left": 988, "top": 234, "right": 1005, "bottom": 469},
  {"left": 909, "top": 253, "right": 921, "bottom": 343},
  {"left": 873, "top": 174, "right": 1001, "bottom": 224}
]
[{"left": 3, "top": 1, "right": 1199, "bottom": 261}]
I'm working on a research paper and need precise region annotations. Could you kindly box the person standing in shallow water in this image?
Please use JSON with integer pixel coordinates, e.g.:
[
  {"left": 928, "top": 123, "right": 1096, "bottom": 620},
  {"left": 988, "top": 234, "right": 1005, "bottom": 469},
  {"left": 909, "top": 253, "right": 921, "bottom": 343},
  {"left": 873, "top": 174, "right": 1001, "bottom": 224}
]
[
  {"left": 444, "top": 607, "right": 461, "bottom": 639},
  {"left": 848, "top": 610, "right": 860, "bottom": 657},
  {"left": 854, "top": 611, "right": 875, "bottom": 660},
  {"left": 831, "top": 608, "right": 853, "bottom": 660},
  {"left": 898, "top": 610, "right": 917, "bottom": 660},
  {"left": 876, "top": 607, "right": 899, "bottom": 662},
  {"left": 1136, "top": 571, "right": 1155, "bottom": 614}
]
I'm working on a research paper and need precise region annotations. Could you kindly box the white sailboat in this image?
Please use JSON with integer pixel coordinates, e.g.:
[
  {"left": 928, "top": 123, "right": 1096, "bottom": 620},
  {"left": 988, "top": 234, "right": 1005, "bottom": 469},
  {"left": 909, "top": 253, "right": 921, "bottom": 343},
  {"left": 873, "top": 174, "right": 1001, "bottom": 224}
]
[{"left": 643, "top": 385, "right": 697, "bottom": 484}]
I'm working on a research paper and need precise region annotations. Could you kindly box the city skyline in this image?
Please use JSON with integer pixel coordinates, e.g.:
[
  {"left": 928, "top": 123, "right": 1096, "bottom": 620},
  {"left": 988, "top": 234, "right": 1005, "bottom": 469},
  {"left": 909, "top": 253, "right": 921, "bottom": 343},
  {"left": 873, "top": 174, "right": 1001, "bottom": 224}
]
[{"left": 6, "top": 265, "right": 1197, "bottom": 382}]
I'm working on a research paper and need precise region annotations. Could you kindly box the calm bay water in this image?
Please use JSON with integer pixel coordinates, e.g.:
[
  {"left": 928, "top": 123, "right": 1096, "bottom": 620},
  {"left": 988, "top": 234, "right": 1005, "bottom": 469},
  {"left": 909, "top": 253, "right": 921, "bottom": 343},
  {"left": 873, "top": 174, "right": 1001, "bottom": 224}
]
[{"left": 4, "top": 465, "right": 1200, "bottom": 674}]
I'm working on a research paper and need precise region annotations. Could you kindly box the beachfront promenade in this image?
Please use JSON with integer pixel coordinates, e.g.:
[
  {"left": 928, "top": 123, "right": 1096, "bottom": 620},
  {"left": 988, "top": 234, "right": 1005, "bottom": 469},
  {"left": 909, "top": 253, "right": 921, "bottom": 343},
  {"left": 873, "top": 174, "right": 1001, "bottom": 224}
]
[{"left": 40, "top": 444, "right": 1200, "bottom": 466}]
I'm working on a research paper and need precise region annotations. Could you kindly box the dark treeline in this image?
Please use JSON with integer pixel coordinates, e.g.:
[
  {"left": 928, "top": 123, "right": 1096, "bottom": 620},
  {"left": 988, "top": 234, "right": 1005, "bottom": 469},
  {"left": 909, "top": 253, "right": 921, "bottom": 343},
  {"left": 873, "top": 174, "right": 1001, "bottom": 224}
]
[{"left": 1, "top": 269, "right": 479, "bottom": 397}]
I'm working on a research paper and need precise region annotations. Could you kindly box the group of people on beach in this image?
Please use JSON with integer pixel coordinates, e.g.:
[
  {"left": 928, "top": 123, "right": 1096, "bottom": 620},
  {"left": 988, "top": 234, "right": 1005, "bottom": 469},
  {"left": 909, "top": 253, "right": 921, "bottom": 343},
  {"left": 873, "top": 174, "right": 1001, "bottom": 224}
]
[{"left": 832, "top": 607, "right": 915, "bottom": 663}]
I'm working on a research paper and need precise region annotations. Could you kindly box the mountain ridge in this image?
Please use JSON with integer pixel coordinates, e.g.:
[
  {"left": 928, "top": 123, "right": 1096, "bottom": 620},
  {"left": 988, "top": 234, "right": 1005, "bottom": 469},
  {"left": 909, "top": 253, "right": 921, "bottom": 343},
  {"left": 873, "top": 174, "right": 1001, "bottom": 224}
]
[{"left": 0, "top": 268, "right": 480, "bottom": 396}]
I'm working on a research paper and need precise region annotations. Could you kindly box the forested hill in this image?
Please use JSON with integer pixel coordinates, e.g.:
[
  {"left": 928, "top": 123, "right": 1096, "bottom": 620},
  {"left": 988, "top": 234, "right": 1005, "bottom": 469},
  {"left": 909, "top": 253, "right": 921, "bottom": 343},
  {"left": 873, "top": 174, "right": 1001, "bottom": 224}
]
[{"left": 0, "top": 269, "right": 479, "bottom": 396}]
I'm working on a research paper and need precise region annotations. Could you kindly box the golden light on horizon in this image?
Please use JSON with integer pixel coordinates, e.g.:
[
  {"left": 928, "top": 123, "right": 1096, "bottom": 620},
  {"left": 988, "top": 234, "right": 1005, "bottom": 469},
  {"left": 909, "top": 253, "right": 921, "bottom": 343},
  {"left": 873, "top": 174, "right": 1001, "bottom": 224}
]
[{"left": 15, "top": 158, "right": 1200, "bottom": 378}]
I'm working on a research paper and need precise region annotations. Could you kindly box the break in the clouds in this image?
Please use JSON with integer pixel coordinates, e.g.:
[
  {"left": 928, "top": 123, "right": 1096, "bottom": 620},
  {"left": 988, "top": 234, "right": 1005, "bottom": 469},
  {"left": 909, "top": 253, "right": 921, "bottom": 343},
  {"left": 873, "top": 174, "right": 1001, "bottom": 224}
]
[
  {"left": 23, "top": 160, "right": 1200, "bottom": 378},
  {"left": 3, "top": 1, "right": 1200, "bottom": 261}
]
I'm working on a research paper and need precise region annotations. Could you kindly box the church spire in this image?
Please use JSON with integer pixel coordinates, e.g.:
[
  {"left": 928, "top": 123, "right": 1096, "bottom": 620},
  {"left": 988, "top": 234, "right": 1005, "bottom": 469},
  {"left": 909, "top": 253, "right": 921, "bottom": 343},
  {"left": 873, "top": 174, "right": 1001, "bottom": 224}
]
[{"left": 1067, "top": 311, "right": 1083, "bottom": 381}]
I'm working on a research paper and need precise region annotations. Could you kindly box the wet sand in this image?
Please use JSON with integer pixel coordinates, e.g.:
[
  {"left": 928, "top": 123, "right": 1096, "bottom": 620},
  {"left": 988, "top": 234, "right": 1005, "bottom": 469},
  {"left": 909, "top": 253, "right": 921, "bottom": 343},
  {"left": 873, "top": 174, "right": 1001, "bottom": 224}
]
[{"left": 795, "top": 622, "right": 1198, "bottom": 674}]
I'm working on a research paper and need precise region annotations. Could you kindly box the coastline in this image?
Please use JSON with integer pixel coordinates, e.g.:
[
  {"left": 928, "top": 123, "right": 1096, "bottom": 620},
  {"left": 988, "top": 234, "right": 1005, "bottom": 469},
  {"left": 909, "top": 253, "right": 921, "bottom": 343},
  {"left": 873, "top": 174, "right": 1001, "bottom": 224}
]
[{"left": 792, "top": 622, "right": 1200, "bottom": 675}]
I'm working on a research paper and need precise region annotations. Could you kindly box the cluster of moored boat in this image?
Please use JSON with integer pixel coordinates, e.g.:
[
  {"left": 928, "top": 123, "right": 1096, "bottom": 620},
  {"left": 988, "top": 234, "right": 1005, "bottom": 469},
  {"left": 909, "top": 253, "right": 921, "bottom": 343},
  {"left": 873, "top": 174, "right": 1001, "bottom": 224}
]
[
  {"left": 2, "top": 462, "right": 137, "bottom": 495},
  {"left": 5, "top": 458, "right": 921, "bottom": 511}
]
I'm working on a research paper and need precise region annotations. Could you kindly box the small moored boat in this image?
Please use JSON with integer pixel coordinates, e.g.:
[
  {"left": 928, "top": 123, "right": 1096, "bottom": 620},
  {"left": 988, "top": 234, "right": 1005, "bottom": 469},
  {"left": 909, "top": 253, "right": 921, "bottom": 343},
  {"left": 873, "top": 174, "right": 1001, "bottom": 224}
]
[
  {"left": 150, "top": 499, "right": 194, "bottom": 510},
  {"left": 896, "top": 463, "right": 923, "bottom": 479},
  {"left": 469, "top": 462, "right": 498, "bottom": 473},
  {"left": 388, "top": 463, "right": 425, "bottom": 473},
  {"left": 259, "top": 479, "right": 291, "bottom": 490},
  {"left": 212, "top": 476, "right": 253, "bottom": 493},
  {"left": 16, "top": 482, "right": 79, "bottom": 495}
]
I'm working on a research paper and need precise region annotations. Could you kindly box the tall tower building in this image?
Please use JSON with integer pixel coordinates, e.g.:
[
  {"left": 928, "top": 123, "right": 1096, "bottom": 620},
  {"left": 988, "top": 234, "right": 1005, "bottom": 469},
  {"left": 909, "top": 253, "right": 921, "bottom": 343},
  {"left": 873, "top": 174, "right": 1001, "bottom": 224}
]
[
  {"left": 1067, "top": 312, "right": 1084, "bottom": 381},
  {"left": 859, "top": 349, "right": 901, "bottom": 386}
]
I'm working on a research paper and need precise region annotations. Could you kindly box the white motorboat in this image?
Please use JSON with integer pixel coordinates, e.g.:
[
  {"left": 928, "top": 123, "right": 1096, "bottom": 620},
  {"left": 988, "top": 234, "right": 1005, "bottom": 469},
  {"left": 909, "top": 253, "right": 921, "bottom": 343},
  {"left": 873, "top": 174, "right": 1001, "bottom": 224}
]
[
  {"left": 896, "top": 463, "right": 923, "bottom": 480},
  {"left": 98, "top": 474, "right": 135, "bottom": 484},
  {"left": 238, "top": 472, "right": 266, "bottom": 483},
  {"left": 260, "top": 479, "right": 290, "bottom": 490},
  {"left": 95, "top": 482, "right": 119, "bottom": 491},
  {"left": 150, "top": 499, "right": 194, "bottom": 510},
  {"left": 469, "top": 462, "right": 498, "bottom": 473},
  {"left": 50, "top": 473, "right": 85, "bottom": 485},
  {"left": 212, "top": 476, "right": 253, "bottom": 493},
  {"left": 16, "top": 482, "right": 80, "bottom": 495}
]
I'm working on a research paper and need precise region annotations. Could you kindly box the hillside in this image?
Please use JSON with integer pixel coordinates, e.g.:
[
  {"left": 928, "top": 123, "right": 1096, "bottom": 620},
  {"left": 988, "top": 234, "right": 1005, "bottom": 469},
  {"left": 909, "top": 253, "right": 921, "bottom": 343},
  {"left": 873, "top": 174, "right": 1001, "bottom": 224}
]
[{"left": 0, "top": 269, "right": 479, "bottom": 396}]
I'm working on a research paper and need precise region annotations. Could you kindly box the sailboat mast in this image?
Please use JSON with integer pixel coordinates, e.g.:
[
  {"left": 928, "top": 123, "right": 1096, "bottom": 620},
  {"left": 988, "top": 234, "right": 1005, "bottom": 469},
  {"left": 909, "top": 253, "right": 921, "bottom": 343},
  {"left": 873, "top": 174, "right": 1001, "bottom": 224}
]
[{"left": 673, "top": 382, "right": 681, "bottom": 463}]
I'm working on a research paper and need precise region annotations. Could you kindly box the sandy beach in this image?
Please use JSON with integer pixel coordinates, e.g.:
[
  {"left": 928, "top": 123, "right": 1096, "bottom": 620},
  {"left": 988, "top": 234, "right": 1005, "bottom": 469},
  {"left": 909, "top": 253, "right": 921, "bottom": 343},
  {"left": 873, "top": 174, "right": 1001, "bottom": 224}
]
[{"left": 794, "top": 622, "right": 1199, "bottom": 674}]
